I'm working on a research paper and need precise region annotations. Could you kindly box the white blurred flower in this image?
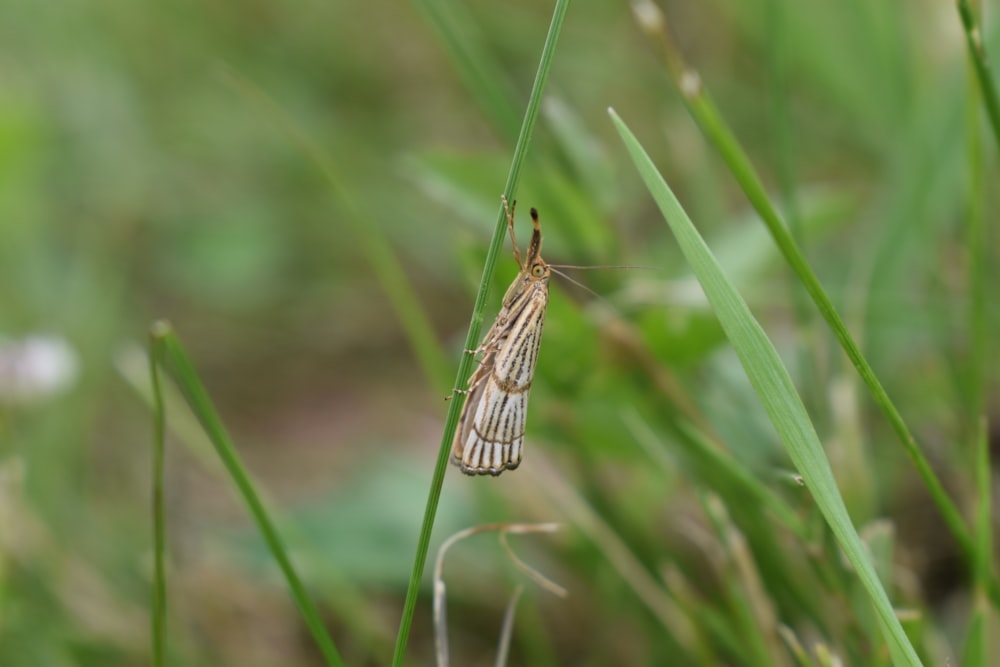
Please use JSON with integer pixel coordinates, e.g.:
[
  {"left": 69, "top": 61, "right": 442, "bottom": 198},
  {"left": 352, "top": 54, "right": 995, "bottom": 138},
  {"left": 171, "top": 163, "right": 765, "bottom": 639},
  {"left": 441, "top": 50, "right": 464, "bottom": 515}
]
[{"left": 0, "top": 335, "right": 79, "bottom": 404}]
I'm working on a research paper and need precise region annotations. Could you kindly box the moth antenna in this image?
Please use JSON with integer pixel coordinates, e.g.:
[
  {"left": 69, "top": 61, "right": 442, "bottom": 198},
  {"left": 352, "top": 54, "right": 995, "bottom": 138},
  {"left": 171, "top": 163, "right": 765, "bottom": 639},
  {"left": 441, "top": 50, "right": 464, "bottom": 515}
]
[
  {"left": 527, "top": 207, "right": 543, "bottom": 261},
  {"left": 549, "top": 266, "right": 604, "bottom": 300},
  {"left": 548, "top": 263, "right": 658, "bottom": 271}
]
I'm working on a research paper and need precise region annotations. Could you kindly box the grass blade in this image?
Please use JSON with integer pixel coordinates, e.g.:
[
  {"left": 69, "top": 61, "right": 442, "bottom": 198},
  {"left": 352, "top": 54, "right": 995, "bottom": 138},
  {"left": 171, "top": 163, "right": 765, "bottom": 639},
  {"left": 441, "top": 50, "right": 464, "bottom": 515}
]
[
  {"left": 622, "top": 408, "right": 806, "bottom": 539},
  {"left": 220, "top": 69, "right": 452, "bottom": 393},
  {"left": 956, "top": 0, "right": 1000, "bottom": 158},
  {"left": 629, "top": 0, "right": 983, "bottom": 604},
  {"left": 529, "top": 455, "right": 697, "bottom": 655},
  {"left": 963, "top": 417, "right": 991, "bottom": 666},
  {"left": 391, "top": 1, "right": 571, "bottom": 664},
  {"left": 149, "top": 326, "right": 167, "bottom": 667},
  {"left": 432, "top": 522, "right": 560, "bottom": 666},
  {"left": 610, "top": 108, "right": 922, "bottom": 666},
  {"left": 149, "top": 322, "right": 345, "bottom": 667},
  {"left": 413, "top": 0, "right": 522, "bottom": 140},
  {"left": 962, "top": 3, "right": 989, "bottom": 431},
  {"left": 495, "top": 585, "right": 524, "bottom": 667},
  {"left": 703, "top": 495, "right": 783, "bottom": 666}
]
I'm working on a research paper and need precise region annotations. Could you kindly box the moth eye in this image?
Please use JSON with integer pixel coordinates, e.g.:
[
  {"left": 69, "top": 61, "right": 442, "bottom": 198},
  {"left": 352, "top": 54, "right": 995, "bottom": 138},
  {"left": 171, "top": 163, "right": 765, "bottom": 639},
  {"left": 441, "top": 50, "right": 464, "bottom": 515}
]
[{"left": 531, "top": 264, "right": 546, "bottom": 277}]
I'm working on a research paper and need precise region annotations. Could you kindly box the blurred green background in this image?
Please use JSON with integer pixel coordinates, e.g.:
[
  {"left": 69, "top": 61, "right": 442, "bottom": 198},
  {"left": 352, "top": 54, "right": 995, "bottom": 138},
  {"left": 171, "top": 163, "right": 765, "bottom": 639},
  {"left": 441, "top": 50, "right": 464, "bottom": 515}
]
[{"left": 1, "top": 0, "right": 997, "bottom": 665}]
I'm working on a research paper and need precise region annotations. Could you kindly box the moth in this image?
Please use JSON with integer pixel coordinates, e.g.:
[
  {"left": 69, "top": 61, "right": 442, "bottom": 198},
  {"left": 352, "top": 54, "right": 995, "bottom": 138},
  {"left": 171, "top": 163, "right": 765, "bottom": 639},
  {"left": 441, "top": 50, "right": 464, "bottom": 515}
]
[{"left": 451, "top": 198, "right": 550, "bottom": 476}]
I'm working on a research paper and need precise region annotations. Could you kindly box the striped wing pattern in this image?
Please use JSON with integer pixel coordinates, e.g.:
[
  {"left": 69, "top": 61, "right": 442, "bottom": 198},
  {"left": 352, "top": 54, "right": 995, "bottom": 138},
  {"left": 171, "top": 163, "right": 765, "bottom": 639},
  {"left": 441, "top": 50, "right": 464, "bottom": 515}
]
[{"left": 451, "top": 285, "right": 547, "bottom": 476}]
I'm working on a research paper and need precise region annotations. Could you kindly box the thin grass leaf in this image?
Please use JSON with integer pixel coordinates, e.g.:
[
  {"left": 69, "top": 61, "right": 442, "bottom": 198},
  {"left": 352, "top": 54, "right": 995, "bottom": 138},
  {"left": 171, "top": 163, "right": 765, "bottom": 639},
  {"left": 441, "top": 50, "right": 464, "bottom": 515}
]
[
  {"left": 963, "top": 23, "right": 989, "bottom": 427},
  {"left": 624, "top": 408, "right": 806, "bottom": 538},
  {"left": 815, "top": 643, "right": 845, "bottom": 667},
  {"left": 149, "top": 325, "right": 167, "bottom": 667},
  {"left": 777, "top": 625, "right": 820, "bottom": 667},
  {"left": 499, "top": 528, "right": 567, "bottom": 598},
  {"left": 149, "top": 322, "right": 344, "bottom": 667},
  {"left": 219, "top": 68, "right": 452, "bottom": 393},
  {"left": 541, "top": 96, "right": 617, "bottom": 212},
  {"left": 528, "top": 455, "right": 698, "bottom": 656},
  {"left": 659, "top": 565, "right": 723, "bottom": 662},
  {"left": 628, "top": 0, "right": 987, "bottom": 608},
  {"left": 434, "top": 576, "right": 448, "bottom": 667},
  {"left": 762, "top": 0, "right": 822, "bottom": 417},
  {"left": 962, "top": 418, "right": 991, "bottom": 666},
  {"left": 392, "top": 2, "right": 571, "bottom": 664},
  {"left": 974, "top": 417, "right": 991, "bottom": 596},
  {"left": 610, "top": 109, "right": 922, "bottom": 666},
  {"left": 119, "top": 343, "right": 233, "bottom": 472},
  {"left": 703, "top": 495, "right": 783, "bottom": 667},
  {"left": 963, "top": 585, "right": 988, "bottom": 666},
  {"left": 961, "top": 44, "right": 991, "bottom": 667},
  {"left": 495, "top": 585, "right": 524, "bottom": 667},
  {"left": 413, "top": 0, "right": 522, "bottom": 141},
  {"left": 624, "top": 404, "right": 832, "bottom": 621},
  {"left": 859, "top": 520, "right": 896, "bottom": 597},
  {"left": 432, "top": 522, "right": 560, "bottom": 667},
  {"left": 956, "top": 0, "right": 1000, "bottom": 158},
  {"left": 123, "top": 341, "right": 383, "bottom": 654}
]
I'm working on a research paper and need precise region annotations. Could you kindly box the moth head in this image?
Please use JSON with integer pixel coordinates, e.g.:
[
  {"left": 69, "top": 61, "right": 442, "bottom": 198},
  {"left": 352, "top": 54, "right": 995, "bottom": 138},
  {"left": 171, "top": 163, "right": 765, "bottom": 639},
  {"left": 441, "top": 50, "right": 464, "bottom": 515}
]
[
  {"left": 528, "top": 259, "right": 549, "bottom": 281},
  {"left": 525, "top": 207, "right": 549, "bottom": 282}
]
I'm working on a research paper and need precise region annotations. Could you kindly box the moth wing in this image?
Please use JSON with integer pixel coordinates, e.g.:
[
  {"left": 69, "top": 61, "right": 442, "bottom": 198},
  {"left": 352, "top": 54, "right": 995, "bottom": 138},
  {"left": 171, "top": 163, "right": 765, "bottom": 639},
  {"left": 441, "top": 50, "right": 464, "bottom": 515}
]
[
  {"left": 451, "top": 378, "right": 527, "bottom": 475},
  {"left": 493, "top": 295, "right": 545, "bottom": 387}
]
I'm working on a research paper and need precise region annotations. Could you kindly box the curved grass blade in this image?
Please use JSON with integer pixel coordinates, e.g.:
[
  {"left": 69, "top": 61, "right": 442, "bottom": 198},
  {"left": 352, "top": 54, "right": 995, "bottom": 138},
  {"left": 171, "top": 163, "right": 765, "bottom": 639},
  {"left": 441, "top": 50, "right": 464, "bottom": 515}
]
[
  {"left": 392, "top": 1, "right": 571, "bottom": 664},
  {"left": 148, "top": 321, "right": 344, "bottom": 667},
  {"left": 610, "top": 109, "right": 922, "bottom": 666},
  {"left": 432, "top": 522, "right": 561, "bottom": 666}
]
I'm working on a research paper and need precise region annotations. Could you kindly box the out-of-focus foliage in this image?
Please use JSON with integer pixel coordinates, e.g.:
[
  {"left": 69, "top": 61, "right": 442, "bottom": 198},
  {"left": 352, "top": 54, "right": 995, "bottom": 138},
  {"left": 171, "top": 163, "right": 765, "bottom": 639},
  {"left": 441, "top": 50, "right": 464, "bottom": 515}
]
[{"left": 1, "top": 0, "right": 996, "bottom": 665}]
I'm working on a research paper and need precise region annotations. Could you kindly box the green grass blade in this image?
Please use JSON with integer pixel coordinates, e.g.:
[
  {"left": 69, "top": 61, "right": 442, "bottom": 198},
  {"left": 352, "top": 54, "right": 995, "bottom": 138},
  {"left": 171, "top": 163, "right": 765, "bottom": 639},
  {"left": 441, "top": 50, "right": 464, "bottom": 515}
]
[
  {"left": 413, "top": 0, "right": 522, "bottom": 140},
  {"left": 964, "top": 606, "right": 987, "bottom": 667},
  {"left": 220, "top": 70, "right": 452, "bottom": 393},
  {"left": 703, "top": 495, "right": 782, "bottom": 666},
  {"left": 963, "top": 417, "right": 991, "bottom": 666},
  {"left": 149, "top": 326, "right": 168, "bottom": 667},
  {"left": 778, "top": 625, "right": 821, "bottom": 667},
  {"left": 630, "top": 0, "right": 981, "bottom": 603},
  {"left": 391, "top": 2, "right": 570, "bottom": 664},
  {"left": 961, "top": 28, "right": 991, "bottom": 658},
  {"left": 963, "top": 12, "right": 989, "bottom": 428},
  {"left": 762, "top": 0, "right": 823, "bottom": 417},
  {"left": 956, "top": 0, "right": 1000, "bottom": 158},
  {"left": 529, "top": 456, "right": 696, "bottom": 656},
  {"left": 623, "top": 409, "right": 806, "bottom": 538},
  {"left": 149, "top": 322, "right": 345, "bottom": 667},
  {"left": 610, "top": 109, "right": 922, "bottom": 666}
]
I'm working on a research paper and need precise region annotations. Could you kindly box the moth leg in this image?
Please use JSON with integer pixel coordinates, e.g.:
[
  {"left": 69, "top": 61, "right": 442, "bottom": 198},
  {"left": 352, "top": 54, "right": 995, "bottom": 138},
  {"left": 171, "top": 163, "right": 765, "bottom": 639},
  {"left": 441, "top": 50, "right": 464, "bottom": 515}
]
[
  {"left": 444, "top": 388, "right": 471, "bottom": 401},
  {"left": 466, "top": 370, "right": 491, "bottom": 392},
  {"left": 502, "top": 195, "right": 523, "bottom": 269},
  {"left": 467, "top": 331, "right": 502, "bottom": 358},
  {"left": 447, "top": 362, "right": 491, "bottom": 401}
]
